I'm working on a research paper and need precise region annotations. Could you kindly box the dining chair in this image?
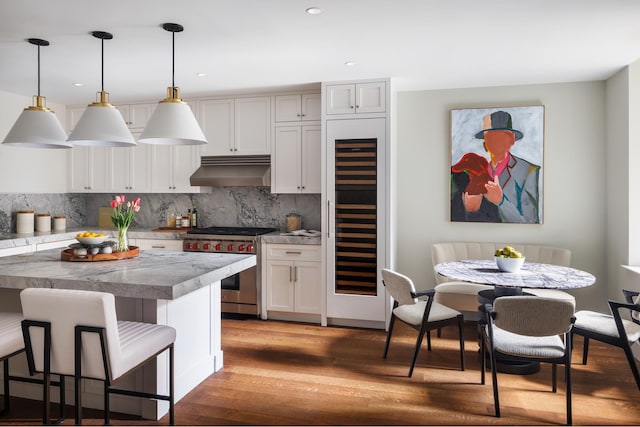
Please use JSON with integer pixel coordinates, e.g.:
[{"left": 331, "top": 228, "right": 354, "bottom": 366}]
[
  {"left": 572, "top": 289, "right": 640, "bottom": 390},
  {"left": 381, "top": 268, "right": 465, "bottom": 377},
  {"left": 480, "top": 296, "right": 575, "bottom": 425},
  {"left": 20, "top": 287, "right": 176, "bottom": 425}
]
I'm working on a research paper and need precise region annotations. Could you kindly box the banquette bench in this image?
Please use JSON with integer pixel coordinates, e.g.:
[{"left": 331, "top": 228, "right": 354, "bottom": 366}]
[{"left": 431, "top": 242, "right": 575, "bottom": 321}]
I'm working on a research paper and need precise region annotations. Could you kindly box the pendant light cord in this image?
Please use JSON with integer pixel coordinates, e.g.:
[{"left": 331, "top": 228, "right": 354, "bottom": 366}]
[
  {"left": 171, "top": 29, "right": 175, "bottom": 88},
  {"left": 101, "top": 36, "right": 105, "bottom": 92},
  {"left": 36, "top": 44, "right": 41, "bottom": 97}
]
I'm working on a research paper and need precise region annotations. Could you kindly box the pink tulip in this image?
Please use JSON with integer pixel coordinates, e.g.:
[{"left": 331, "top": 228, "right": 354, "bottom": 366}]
[
  {"left": 134, "top": 205, "right": 140, "bottom": 212},
  {"left": 115, "top": 195, "right": 121, "bottom": 204},
  {"left": 120, "top": 194, "right": 125, "bottom": 203},
  {"left": 133, "top": 197, "right": 141, "bottom": 207},
  {"left": 111, "top": 200, "right": 118, "bottom": 208}
]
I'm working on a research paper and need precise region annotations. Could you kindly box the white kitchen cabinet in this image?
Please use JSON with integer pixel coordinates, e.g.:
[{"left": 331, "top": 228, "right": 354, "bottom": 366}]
[
  {"left": 325, "top": 82, "right": 386, "bottom": 115},
  {"left": 116, "top": 103, "right": 153, "bottom": 132},
  {"left": 272, "top": 125, "right": 321, "bottom": 194},
  {"left": 198, "top": 96, "right": 270, "bottom": 156},
  {"left": 275, "top": 93, "right": 321, "bottom": 122},
  {"left": 111, "top": 144, "right": 152, "bottom": 192},
  {"left": 198, "top": 98, "right": 235, "bottom": 156},
  {"left": 131, "top": 238, "right": 183, "bottom": 251},
  {"left": 264, "top": 244, "right": 321, "bottom": 315},
  {"left": 68, "top": 146, "right": 111, "bottom": 192},
  {"left": 151, "top": 145, "right": 200, "bottom": 193}
]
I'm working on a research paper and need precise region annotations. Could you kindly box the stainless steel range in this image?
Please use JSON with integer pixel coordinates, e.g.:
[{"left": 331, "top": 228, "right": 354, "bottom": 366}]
[{"left": 183, "top": 226, "right": 276, "bottom": 316}]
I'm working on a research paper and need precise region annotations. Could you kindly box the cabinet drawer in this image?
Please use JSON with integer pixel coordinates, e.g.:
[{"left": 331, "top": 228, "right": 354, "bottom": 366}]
[
  {"left": 265, "top": 244, "right": 320, "bottom": 261},
  {"left": 133, "top": 239, "right": 183, "bottom": 251}
]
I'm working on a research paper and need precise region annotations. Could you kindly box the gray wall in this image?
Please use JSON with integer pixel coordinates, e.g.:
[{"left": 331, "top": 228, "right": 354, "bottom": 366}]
[{"left": 395, "top": 81, "right": 607, "bottom": 311}]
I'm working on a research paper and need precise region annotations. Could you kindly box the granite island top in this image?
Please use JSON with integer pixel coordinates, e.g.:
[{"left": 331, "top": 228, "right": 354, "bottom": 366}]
[{"left": 0, "top": 248, "right": 255, "bottom": 300}]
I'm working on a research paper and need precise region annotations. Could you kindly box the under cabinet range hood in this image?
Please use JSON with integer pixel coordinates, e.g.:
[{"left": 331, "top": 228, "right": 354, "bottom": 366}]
[{"left": 190, "top": 155, "right": 271, "bottom": 187}]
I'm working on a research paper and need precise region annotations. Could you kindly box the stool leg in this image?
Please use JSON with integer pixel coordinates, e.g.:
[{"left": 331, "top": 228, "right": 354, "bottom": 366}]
[{"left": 2, "top": 358, "right": 9, "bottom": 414}]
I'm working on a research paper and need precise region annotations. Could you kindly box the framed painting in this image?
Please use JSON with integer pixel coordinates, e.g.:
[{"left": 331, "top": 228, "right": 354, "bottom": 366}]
[{"left": 450, "top": 106, "right": 544, "bottom": 224}]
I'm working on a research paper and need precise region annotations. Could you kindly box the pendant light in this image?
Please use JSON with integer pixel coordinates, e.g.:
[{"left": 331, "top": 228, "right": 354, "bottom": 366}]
[
  {"left": 138, "top": 23, "right": 207, "bottom": 145},
  {"left": 2, "top": 38, "right": 71, "bottom": 149},
  {"left": 67, "top": 31, "right": 135, "bottom": 147}
]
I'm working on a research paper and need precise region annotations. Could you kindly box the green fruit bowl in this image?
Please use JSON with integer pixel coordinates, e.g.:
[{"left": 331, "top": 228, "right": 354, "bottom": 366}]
[{"left": 495, "top": 256, "right": 525, "bottom": 273}]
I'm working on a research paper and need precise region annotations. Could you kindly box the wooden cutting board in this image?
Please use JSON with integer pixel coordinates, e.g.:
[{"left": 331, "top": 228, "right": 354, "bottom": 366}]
[{"left": 151, "top": 227, "right": 191, "bottom": 233}]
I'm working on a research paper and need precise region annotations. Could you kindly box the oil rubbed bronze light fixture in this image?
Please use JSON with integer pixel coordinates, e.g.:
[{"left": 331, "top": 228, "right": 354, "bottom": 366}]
[
  {"left": 138, "top": 23, "right": 207, "bottom": 145},
  {"left": 67, "top": 31, "right": 135, "bottom": 147},
  {"left": 2, "top": 38, "right": 71, "bottom": 148}
]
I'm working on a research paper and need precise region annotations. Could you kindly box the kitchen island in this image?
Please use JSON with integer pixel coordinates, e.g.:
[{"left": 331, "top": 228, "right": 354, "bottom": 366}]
[{"left": 0, "top": 248, "right": 256, "bottom": 420}]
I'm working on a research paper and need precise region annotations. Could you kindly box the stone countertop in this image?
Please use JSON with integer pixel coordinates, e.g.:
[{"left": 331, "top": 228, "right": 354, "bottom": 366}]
[
  {"left": 260, "top": 231, "right": 321, "bottom": 245},
  {"left": 0, "top": 249, "right": 255, "bottom": 300}
]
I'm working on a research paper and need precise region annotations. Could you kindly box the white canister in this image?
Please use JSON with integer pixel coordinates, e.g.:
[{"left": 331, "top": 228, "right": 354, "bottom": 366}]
[
  {"left": 36, "top": 213, "right": 51, "bottom": 232},
  {"left": 53, "top": 216, "right": 66, "bottom": 231},
  {"left": 16, "top": 210, "right": 35, "bottom": 234}
]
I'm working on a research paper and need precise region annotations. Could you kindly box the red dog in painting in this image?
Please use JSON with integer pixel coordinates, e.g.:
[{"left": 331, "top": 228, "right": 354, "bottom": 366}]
[{"left": 451, "top": 152, "right": 492, "bottom": 195}]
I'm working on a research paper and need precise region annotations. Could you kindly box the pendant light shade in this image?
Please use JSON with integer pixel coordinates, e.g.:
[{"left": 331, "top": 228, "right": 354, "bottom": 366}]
[
  {"left": 138, "top": 23, "right": 207, "bottom": 145},
  {"left": 67, "top": 31, "right": 135, "bottom": 147},
  {"left": 2, "top": 38, "right": 71, "bottom": 149}
]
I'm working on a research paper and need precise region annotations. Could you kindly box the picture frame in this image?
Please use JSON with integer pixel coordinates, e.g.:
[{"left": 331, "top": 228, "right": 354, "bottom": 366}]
[{"left": 450, "top": 106, "right": 544, "bottom": 224}]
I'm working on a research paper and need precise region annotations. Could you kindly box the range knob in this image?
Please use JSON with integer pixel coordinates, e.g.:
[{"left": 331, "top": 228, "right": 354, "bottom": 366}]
[
  {"left": 215, "top": 243, "right": 221, "bottom": 251},
  {"left": 203, "top": 243, "right": 210, "bottom": 250},
  {"left": 247, "top": 244, "right": 254, "bottom": 253},
  {"left": 238, "top": 244, "right": 245, "bottom": 251},
  {"left": 184, "top": 242, "right": 191, "bottom": 250},
  {"left": 192, "top": 243, "right": 199, "bottom": 250},
  {"left": 227, "top": 244, "right": 234, "bottom": 251}
]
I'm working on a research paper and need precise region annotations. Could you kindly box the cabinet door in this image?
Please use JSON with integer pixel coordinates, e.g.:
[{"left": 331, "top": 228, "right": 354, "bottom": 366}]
[
  {"left": 151, "top": 145, "right": 174, "bottom": 192},
  {"left": 326, "top": 84, "right": 355, "bottom": 115},
  {"left": 128, "top": 104, "right": 153, "bottom": 130},
  {"left": 301, "top": 93, "right": 321, "bottom": 121},
  {"left": 66, "top": 106, "right": 86, "bottom": 133},
  {"left": 294, "top": 261, "right": 322, "bottom": 314},
  {"left": 173, "top": 145, "right": 200, "bottom": 193},
  {"left": 355, "top": 82, "right": 386, "bottom": 114},
  {"left": 69, "top": 146, "right": 110, "bottom": 192},
  {"left": 300, "top": 125, "right": 321, "bottom": 193},
  {"left": 68, "top": 146, "right": 91, "bottom": 192},
  {"left": 274, "top": 95, "right": 302, "bottom": 122},
  {"left": 272, "top": 126, "right": 302, "bottom": 194},
  {"left": 111, "top": 147, "right": 131, "bottom": 192},
  {"left": 130, "top": 143, "right": 152, "bottom": 191},
  {"left": 199, "top": 99, "right": 235, "bottom": 156},
  {"left": 266, "top": 260, "right": 295, "bottom": 311},
  {"left": 234, "top": 97, "right": 271, "bottom": 155}
]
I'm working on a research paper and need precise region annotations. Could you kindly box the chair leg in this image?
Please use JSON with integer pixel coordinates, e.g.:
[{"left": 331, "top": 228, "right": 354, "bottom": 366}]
[
  {"left": 104, "top": 381, "right": 110, "bottom": 426},
  {"left": 2, "top": 358, "right": 9, "bottom": 415},
  {"left": 383, "top": 314, "right": 396, "bottom": 358},
  {"left": 489, "top": 345, "right": 500, "bottom": 417},
  {"left": 426, "top": 330, "right": 432, "bottom": 351},
  {"left": 408, "top": 328, "right": 426, "bottom": 378},
  {"left": 582, "top": 336, "right": 589, "bottom": 365},
  {"left": 552, "top": 363, "right": 557, "bottom": 393},
  {"left": 169, "top": 344, "right": 175, "bottom": 426},
  {"left": 480, "top": 333, "right": 486, "bottom": 385},
  {"left": 566, "top": 345, "right": 573, "bottom": 425},
  {"left": 621, "top": 342, "right": 640, "bottom": 390},
  {"left": 457, "top": 315, "right": 465, "bottom": 371}
]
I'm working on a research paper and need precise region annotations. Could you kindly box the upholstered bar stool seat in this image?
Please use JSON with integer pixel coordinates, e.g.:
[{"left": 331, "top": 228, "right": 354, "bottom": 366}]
[
  {"left": 0, "top": 312, "right": 24, "bottom": 415},
  {"left": 20, "top": 288, "right": 176, "bottom": 425}
]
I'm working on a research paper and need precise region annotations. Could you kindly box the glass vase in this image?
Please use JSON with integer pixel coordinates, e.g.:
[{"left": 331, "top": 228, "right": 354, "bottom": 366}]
[{"left": 116, "top": 226, "right": 129, "bottom": 252}]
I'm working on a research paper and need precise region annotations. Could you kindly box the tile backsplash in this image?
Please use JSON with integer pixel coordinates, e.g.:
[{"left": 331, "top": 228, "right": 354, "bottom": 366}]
[{"left": 0, "top": 189, "right": 321, "bottom": 234}]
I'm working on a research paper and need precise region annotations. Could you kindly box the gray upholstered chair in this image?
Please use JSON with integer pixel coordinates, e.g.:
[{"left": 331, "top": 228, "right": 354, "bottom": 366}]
[
  {"left": 381, "top": 268, "right": 465, "bottom": 377},
  {"left": 480, "top": 296, "right": 575, "bottom": 425},
  {"left": 20, "top": 288, "right": 176, "bottom": 425},
  {"left": 572, "top": 289, "right": 640, "bottom": 390}
]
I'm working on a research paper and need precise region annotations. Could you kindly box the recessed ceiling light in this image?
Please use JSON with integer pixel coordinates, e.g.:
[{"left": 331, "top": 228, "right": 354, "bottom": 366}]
[
  {"left": 196, "top": 72, "right": 207, "bottom": 77},
  {"left": 344, "top": 61, "right": 355, "bottom": 67},
  {"left": 72, "top": 82, "right": 84, "bottom": 87},
  {"left": 306, "top": 7, "right": 322, "bottom": 15}
]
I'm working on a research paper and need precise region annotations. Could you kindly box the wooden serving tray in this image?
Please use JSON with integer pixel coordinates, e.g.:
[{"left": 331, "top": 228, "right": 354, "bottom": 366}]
[{"left": 61, "top": 246, "right": 140, "bottom": 262}]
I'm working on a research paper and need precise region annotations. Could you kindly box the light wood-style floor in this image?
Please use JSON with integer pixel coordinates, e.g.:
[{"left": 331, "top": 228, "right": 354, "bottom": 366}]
[{"left": 1, "top": 318, "right": 639, "bottom": 425}]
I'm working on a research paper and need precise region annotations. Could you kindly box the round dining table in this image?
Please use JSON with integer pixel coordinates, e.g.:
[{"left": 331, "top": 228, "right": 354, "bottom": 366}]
[{"left": 434, "top": 259, "right": 596, "bottom": 374}]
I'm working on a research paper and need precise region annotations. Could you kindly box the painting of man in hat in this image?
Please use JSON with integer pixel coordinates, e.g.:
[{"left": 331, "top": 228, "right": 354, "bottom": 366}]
[{"left": 450, "top": 106, "right": 543, "bottom": 223}]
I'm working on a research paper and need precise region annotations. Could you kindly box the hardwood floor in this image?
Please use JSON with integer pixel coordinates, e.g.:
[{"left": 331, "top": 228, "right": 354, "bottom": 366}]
[{"left": 1, "top": 318, "right": 639, "bottom": 425}]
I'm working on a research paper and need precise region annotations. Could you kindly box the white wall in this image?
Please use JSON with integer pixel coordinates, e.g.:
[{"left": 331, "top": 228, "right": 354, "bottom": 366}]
[
  {"left": 0, "top": 90, "right": 68, "bottom": 193},
  {"left": 396, "top": 81, "right": 607, "bottom": 311}
]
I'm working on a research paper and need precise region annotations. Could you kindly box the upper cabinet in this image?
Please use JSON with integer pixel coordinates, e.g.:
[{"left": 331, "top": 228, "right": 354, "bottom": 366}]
[
  {"left": 272, "top": 125, "right": 321, "bottom": 194},
  {"left": 325, "top": 82, "right": 386, "bottom": 115},
  {"left": 199, "top": 96, "right": 271, "bottom": 156},
  {"left": 275, "top": 94, "right": 321, "bottom": 123},
  {"left": 116, "top": 104, "right": 154, "bottom": 133},
  {"left": 111, "top": 144, "right": 152, "bottom": 192},
  {"left": 151, "top": 145, "right": 200, "bottom": 193}
]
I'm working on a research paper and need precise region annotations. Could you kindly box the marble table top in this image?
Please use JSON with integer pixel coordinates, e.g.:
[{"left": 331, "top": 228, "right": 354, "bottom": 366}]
[
  {"left": 0, "top": 249, "right": 256, "bottom": 300},
  {"left": 435, "top": 259, "right": 596, "bottom": 289}
]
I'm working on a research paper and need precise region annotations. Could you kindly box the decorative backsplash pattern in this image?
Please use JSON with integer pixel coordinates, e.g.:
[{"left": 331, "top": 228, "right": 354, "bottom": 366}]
[{"left": 0, "top": 189, "right": 321, "bottom": 234}]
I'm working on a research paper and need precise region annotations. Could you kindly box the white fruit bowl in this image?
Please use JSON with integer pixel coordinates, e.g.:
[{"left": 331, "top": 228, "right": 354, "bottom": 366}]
[
  {"left": 495, "top": 256, "right": 525, "bottom": 273},
  {"left": 76, "top": 236, "right": 109, "bottom": 246}
]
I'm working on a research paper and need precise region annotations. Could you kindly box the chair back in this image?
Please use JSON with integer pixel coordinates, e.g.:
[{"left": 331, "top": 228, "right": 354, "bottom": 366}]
[
  {"left": 381, "top": 269, "right": 418, "bottom": 306},
  {"left": 20, "top": 288, "right": 121, "bottom": 380},
  {"left": 492, "top": 296, "right": 575, "bottom": 337}
]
